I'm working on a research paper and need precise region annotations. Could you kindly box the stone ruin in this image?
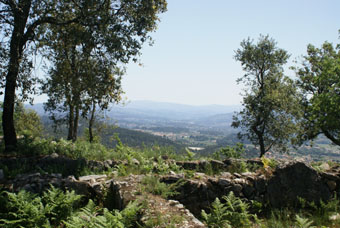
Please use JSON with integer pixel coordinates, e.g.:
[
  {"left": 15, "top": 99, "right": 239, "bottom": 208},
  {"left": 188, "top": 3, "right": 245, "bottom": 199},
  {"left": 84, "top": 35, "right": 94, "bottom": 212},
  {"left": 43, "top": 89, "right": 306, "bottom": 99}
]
[{"left": 1, "top": 155, "right": 340, "bottom": 227}]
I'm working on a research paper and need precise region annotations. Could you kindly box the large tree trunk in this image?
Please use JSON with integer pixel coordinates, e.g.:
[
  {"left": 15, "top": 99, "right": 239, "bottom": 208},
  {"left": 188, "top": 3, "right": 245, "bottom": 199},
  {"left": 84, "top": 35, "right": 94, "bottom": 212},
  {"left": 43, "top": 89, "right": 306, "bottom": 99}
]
[
  {"left": 67, "top": 105, "right": 75, "bottom": 140},
  {"left": 3, "top": 65, "right": 18, "bottom": 152},
  {"left": 3, "top": 2, "right": 31, "bottom": 152},
  {"left": 259, "top": 135, "right": 266, "bottom": 158},
  {"left": 72, "top": 105, "right": 79, "bottom": 142},
  {"left": 88, "top": 102, "right": 96, "bottom": 143}
]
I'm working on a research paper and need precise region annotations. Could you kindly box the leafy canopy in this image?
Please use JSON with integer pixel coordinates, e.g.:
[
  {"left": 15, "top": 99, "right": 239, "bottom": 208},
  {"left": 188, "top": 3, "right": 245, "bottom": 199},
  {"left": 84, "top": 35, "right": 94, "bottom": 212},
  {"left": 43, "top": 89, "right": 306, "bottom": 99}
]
[
  {"left": 296, "top": 39, "right": 340, "bottom": 146},
  {"left": 232, "top": 35, "right": 302, "bottom": 157}
]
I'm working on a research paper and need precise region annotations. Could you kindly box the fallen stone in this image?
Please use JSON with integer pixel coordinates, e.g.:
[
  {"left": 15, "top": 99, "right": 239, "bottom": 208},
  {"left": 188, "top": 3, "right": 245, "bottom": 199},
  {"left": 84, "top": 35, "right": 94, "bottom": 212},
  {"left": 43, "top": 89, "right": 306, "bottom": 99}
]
[{"left": 78, "top": 174, "right": 107, "bottom": 182}]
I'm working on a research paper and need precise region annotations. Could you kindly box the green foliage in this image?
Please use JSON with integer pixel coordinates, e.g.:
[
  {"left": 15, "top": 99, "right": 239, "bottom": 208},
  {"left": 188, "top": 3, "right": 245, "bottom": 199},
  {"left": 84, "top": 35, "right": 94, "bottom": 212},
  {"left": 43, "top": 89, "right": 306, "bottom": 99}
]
[
  {"left": 42, "top": 186, "right": 82, "bottom": 225},
  {"left": 63, "top": 200, "right": 124, "bottom": 228},
  {"left": 0, "top": 102, "right": 43, "bottom": 138},
  {"left": 261, "top": 156, "right": 278, "bottom": 169},
  {"left": 0, "top": 187, "right": 81, "bottom": 227},
  {"left": 185, "top": 148, "right": 196, "bottom": 161},
  {"left": 64, "top": 199, "right": 142, "bottom": 228},
  {"left": 140, "top": 175, "right": 184, "bottom": 198},
  {"left": 233, "top": 35, "right": 302, "bottom": 157},
  {"left": 202, "top": 191, "right": 252, "bottom": 228},
  {"left": 0, "top": 187, "right": 143, "bottom": 228},
  {"left": 296, "top": 38, "right": 340, "bottom": 146},
  {"left": 310, "top": 196, "right": 340, "bottom": 226},
  {"left": 42, "top": 0, "right": 167, "bottom": 142},
  {"left": 295, "top": 214, "right": 315, "bottom": 228},
  {"left": 9, "top": 137, "right": 111, "bottom": 160},
  {"left": 0, "top": 190, "right": 50, "bottom": 228},
  {"left": 226, "top": 160, "right": 249, "bottom": 174},
  {"left": 201, "top": 197, "right": 232, "bottom": 228},
  {"left": 213, "top": 143, "right": 245, "bottom": 159}
]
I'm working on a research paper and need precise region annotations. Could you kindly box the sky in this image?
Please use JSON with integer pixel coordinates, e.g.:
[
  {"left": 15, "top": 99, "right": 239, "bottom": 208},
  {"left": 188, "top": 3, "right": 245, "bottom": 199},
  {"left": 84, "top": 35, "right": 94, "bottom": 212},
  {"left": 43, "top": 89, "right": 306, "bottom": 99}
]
[{"left": 120, "top": 0, "right": 340, "bottom": 106}]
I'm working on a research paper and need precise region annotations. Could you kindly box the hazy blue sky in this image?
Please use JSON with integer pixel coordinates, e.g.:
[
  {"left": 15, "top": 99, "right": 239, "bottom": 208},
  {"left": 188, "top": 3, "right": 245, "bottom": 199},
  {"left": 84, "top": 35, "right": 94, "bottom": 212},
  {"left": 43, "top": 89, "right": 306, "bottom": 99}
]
[{"left": 120, "top": 0, "right": 340, "bottom": 106}]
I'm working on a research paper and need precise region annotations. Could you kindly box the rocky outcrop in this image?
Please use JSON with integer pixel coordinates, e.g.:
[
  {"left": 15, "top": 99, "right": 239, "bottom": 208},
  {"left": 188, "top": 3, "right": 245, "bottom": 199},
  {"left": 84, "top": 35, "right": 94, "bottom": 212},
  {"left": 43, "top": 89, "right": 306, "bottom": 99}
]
[
  {"left": 161, "top": 171, "right": 264, "bottom": 217},
  {"left": 266, "top": 161, "right": 332, "bottom": 208},
  {"left": 162, "top": 161, "right": 340, "bottom": 217}
]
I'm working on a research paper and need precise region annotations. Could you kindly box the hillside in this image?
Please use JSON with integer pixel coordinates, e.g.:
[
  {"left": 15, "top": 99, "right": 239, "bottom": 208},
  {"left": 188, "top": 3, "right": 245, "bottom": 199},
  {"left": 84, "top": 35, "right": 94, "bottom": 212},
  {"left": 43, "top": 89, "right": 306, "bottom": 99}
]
[{"left": 30, "top": 101, "right": 340, "bottom": 160}]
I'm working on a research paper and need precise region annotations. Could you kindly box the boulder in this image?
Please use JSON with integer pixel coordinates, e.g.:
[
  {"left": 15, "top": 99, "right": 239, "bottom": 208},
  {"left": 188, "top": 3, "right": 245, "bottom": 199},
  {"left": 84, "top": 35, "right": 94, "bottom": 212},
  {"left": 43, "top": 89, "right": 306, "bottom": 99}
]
[{"left": 266, "top": 161, "right": 331, "bottom": 208}]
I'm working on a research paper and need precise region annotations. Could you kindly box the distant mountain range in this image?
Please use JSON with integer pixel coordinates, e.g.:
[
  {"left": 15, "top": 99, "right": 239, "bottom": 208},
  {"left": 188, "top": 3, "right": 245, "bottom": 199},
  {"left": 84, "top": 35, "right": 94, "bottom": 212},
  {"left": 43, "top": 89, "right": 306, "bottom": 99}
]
[
  {"left": 26, "top": 100, "right": 241, "bottom": 132},
  {"left": 110, "top": 100, "right": 241, "bottom": 120}
]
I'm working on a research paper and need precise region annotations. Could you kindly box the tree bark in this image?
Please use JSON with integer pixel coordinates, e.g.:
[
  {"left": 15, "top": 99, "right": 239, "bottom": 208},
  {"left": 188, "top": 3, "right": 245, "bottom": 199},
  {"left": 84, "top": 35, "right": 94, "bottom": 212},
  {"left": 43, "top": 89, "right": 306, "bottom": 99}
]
[
  {"left": 259, "top": 135, "right": 266, "bottom": 158},
  {"left": 72, "top": 105, "right": 79, "bottom": 142},
  {"left": 67, "top": 105, "right": 74, "bottom": 140},
  {"left": 2, "top": 1, "right": 31, "bottom": 151},
  {"left": 88, "top": 102, "right": 96, "bottom": 143}
]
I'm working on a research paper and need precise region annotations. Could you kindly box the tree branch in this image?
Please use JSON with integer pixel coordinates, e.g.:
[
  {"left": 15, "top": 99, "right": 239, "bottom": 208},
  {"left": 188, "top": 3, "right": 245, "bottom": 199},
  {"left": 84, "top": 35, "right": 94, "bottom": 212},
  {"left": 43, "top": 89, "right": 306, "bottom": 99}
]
[{"left": 22, "top": 16, "right": 80, "bottom": 44}]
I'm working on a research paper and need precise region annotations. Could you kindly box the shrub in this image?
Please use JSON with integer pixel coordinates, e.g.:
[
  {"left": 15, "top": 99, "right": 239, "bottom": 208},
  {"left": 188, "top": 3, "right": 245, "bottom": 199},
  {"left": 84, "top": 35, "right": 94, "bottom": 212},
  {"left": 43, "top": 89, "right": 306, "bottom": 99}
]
[{"left": 213, "top": 143, "right": 245, "bottom": 160}]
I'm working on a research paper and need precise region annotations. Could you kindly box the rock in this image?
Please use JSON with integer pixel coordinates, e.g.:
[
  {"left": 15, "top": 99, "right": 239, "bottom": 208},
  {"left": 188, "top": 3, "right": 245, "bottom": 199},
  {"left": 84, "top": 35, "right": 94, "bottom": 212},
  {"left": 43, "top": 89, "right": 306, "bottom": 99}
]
[
  {"left": 220, "top": 172, "right": 233, "bottom": 179},
  {"left": 218, "top": 178, "right": 231, "bottom": 187},
  {"left": 321, "top": 172, "right": 340, "bottom": 181},
  {"left": 210, "top": 159, "right": 225, "bottom": 170},
  {"left": 176, "top": 161, "right": 200, "bottom": 170},
  {"left": 330, "top": 213, "right": 340, "bottom": 221},
  {"left": 327, "top": 180, "right": 337, "bottom": 191},
  {"left": 161, "top": 155, "right": 169, "bottom": 160},
  {"left": 169, "top": 170, "right": 177, "bottom": 175},
  {"left": 254, "top": 177, "right": 267, "bottom": 194},
  {"left": 229, "top": 184, "right": 243, "bottom": 195},
  {"left": 131, "top": 158, "right": 140, "bottom": 166},
  {"left": 78, "top": 174, "right": 107, "bottom": 182},
  {"left": 320, "top": 162, "right": 331, "bottom": 171},
  {"left": 50, "top": 153, "right": 59, "bottom": 158},
  {"left": 243, "top": 185, "right": 255, "bottom": 198},
  {"left": 233, "top": 173, "right": 242, "bottom": 178},
  {"left": 266, "top": 161, "right": 331, "bottom": 208},
  {"left": 234, "top": 178, "right": 248, "bottom": 185}
]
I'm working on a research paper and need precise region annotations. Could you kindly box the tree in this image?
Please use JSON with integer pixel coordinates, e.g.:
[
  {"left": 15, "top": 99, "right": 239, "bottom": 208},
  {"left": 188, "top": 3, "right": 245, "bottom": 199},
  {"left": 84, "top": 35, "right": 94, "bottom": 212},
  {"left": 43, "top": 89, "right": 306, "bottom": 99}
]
[
  {"left": 296, "top": 40, "right": 340, "bottom": 145},
  {"left": 0, "top": 0, "right": 167, "bottom": 151},
  {"left": 232, "top": 35, "right": 302, "bottom": 157},
  {"left": 0, "top": 1, "right": 89, "bottom": 151},
  {"left": 42, "top": 0, "right": 165, "bottom": 142}
]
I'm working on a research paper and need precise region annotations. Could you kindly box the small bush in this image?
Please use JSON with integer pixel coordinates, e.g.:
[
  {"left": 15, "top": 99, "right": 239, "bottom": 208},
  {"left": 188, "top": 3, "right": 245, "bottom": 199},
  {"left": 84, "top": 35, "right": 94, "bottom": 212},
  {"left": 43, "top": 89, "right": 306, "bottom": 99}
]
[{"left": 213, "top": 143, "right": 245, "bottom": 160}]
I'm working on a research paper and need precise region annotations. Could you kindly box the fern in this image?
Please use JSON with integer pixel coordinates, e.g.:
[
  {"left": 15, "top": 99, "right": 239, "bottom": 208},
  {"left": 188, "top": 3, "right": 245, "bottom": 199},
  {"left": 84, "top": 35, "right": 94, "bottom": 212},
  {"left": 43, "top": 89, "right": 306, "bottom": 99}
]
[
  {"left": 64, "top": 199, "right": 142, "bottom": 228},
  {"left": 222, "top": 191, "right": 252, "bottom": 227},
  {"left": 120, "top": 200, "right": 143, "bottom": 227},
  {"left": 0, "top": 190, "right": 50, "bottom": 228},
  {"left": 295, "top": 214, "right": 315, "bottom": 228},
  {"left": 201, "top": 191, "right": 252, "bottom": 228},
  {"left": 42, "top": 185, "right": 82, "bottom": 225},
  {"left": 201, "top": 197, "right": 232, "bottom": 228}
]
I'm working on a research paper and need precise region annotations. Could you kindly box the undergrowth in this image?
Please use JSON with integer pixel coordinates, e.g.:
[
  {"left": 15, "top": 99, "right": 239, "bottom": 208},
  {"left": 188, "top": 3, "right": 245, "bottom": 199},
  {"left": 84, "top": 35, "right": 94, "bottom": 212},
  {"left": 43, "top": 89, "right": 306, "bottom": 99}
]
[
  {"left": 0, "top": 186, "right": 144, "bottom": 228},
  {"left": 201, "top": 191, "right": 340, "bottom": 228}
]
